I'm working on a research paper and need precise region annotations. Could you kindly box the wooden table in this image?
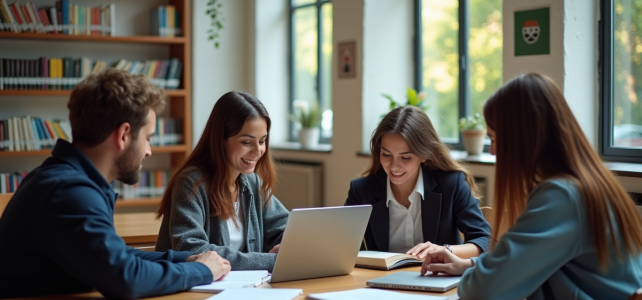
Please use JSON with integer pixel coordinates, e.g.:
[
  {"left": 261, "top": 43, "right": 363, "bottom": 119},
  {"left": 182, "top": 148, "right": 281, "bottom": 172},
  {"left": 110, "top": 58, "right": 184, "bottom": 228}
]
[
  {"left": 113, "top": 212, "right": 161, "bottom": 245},
  {"left": 19, "top": 267, "right": 458, "bottom": 299}
]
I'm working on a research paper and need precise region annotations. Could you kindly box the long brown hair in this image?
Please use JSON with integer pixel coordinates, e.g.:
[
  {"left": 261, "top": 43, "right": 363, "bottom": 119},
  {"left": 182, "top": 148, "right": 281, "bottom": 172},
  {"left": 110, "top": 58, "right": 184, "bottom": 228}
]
[
  {"left": 156, "top": 92, "right": 277, "bottom": 220},
  {"left": 484, "top": 73, "right": 642, "bottom": 268},
  {"left": 364, "top": 106, "right": 480, "bottom": 198}
]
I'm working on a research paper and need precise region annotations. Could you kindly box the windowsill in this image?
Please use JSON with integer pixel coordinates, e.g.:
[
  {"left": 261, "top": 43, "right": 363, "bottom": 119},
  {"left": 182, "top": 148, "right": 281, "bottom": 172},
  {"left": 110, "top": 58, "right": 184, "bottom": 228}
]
[
  {"left": 357, "top": 150, "right": 642, "bottom": 177},
  {"left": 270, "top": 142, "right": 332, "bottom": 153}
]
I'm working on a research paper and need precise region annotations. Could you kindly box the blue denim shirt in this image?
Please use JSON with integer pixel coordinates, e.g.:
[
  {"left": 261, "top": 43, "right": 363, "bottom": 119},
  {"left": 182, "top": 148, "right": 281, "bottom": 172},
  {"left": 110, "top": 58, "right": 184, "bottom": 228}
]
[
  {"left": 459, "top": 179, "right": 642, "bottom": 300},
  {"left": 0, "top": 139, "right": 212, "bottom": 299}
]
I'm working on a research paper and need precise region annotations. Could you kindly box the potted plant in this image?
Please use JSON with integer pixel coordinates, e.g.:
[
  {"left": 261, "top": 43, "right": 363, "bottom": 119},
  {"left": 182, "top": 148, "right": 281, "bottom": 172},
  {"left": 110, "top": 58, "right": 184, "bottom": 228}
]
[
  {"left": 459, "top": 113, "right": 486, "bottom": 156},
  {"left": 381, "top": 88, "right": 429, "bottom": 117},
  {"left": 290, "top": 100, "right": 323, "bottom": 148}
]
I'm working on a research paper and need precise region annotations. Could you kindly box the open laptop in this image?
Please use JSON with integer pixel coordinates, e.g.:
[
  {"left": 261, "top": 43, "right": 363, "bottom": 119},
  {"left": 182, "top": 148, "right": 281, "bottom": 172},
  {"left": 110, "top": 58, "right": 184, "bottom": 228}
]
[
  {"left": 366, "top": 271, "right": 461, "bottom": 292},
  {"left": 269, "top": 205, "right": 372, "bottom": 283}
]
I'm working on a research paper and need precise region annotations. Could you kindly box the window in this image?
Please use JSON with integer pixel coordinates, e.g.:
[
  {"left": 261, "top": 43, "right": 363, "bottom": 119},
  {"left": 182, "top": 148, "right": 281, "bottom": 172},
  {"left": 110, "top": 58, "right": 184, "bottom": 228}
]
[
  {"left": 289, "top": 0, "right": 333, "bottom": 143},
  {"left": 600, "top": 0, "right": 642, "bottom": 162},
  {"left": 414, "top": 0, "right": 502, "bottom": 146}
]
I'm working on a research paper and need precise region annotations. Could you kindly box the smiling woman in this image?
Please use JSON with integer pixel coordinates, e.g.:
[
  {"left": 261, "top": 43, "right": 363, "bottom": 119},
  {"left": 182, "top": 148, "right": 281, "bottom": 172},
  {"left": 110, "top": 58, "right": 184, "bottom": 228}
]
[{"left": 155, "top": 92, "right": 289, "bottom": 272}]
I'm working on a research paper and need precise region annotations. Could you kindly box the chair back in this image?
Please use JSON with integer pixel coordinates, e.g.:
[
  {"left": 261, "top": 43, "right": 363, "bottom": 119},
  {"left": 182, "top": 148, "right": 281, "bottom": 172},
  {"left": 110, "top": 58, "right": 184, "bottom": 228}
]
[
  {"left": 629, "top": 287, "right": 642, "bottom": 300},
  {"left": 0, "top": 193, "right": 14, "bottom": 218}
]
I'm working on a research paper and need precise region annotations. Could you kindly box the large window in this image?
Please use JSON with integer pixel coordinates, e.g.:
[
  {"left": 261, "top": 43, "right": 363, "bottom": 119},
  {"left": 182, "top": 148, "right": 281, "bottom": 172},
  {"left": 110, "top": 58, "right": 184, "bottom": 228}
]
[
  {"left": 600, "top": 0, "right": 642, "bottom": 162},
  {"left": 289, "top": 0, "right": 333, "bottom": 143},
  {"left": 415, "top": 0, "right": 502, "bottom": 146}
]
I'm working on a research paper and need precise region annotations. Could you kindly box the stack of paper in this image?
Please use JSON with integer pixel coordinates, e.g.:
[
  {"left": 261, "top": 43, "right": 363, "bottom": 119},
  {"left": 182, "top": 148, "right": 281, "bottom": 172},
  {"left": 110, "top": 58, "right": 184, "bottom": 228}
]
[
  {"left": 206, "top": 288, "right": 303, "bottom": 300},
  {"left": 308, "top": 288, "right": 451, "bottom": 300},
  {"left": 189, "top": 270, "right": 270, "bottom": 293}
]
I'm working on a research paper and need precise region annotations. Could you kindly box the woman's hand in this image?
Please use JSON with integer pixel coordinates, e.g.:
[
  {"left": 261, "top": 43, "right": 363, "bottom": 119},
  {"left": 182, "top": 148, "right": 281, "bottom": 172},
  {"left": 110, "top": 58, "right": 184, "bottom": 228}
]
[
  {"left": 407, "top": 241, "right": 445, "bottom": 259},
  {"left": 269, "top": 244, "right": 281, "bottom": 254},
  {"left": 420, "top": 248, "right": 474, "bottom": 276}
]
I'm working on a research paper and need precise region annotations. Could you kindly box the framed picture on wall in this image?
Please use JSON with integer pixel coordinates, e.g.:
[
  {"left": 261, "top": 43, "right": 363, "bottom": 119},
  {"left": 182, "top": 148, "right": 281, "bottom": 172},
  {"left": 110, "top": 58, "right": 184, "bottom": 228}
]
[{"left": 338, "top": 41, "right": 356, "bottom": 78}]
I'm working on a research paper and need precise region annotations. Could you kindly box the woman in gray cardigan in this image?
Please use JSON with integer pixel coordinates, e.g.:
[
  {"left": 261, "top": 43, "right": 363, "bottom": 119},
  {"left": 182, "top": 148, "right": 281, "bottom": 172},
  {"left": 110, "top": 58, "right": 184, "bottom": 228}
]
[{"left": 155, "top": 92, "right": 288, "bottom": 271}]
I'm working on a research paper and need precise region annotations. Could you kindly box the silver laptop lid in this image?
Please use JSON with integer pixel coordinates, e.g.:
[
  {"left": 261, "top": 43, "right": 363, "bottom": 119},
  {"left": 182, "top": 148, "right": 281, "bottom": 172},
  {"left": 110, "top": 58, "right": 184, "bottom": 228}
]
[
  {"left": 270, "top": 205, "right": 372, "bottom": 283},
  {"left": 366, "top": 271, "right": 461, "bottom": 292}
]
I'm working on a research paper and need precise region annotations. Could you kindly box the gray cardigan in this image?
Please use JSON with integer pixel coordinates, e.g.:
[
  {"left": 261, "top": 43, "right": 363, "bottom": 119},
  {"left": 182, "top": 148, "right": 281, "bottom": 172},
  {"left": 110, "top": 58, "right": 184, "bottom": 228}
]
[{"left": 155, "top": 168, "right": 289, "bottom": 271}]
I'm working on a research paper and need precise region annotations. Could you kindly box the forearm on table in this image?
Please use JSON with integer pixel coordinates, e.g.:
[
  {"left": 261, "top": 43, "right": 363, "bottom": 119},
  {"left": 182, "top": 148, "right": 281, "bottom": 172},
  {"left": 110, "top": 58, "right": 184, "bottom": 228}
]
[{"left": 451, "top": 243, "right": 482, "bottom": 259}]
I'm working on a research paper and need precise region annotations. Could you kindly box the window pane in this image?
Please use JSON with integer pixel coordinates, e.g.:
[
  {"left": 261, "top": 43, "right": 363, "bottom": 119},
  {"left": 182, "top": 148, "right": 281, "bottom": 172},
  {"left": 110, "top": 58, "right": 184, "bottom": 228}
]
[
  {"left": 469, "top": 0, "right": 502, "bottom": 117},
  {"left": 293, "top": 0, "right": 315, "bottom": 6},
  {"left": 292, "top": 6, "right": 318, "bottom": 136},
  {"left": 421, "top": 0, "right": 459, "bottom": 140},
  {"left": 321, "top": 3, "right": 333, "bottom": 139},
  {"left": 613, "top": 0, "right": 642, "bottom": 148}
]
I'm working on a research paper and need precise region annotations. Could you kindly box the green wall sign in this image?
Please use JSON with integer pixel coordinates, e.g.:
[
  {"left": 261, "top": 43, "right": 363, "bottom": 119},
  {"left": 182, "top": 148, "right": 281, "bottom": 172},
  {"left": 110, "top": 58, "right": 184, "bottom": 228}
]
[{"left": 514, "top": 7, "right": 550, "bottom": 56}]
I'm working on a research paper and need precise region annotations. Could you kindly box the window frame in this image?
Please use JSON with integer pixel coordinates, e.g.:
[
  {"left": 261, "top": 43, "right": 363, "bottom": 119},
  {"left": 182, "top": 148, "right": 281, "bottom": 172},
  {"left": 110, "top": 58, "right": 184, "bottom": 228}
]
[
  {"left": 598, "top": 0, "right": 642, "bottom": 163},
  {"left": 288, "top": 0, "right": 332, "bottom": 144},
  {"left": 414, "top": 0, "right": 493, "bottom": 152}
]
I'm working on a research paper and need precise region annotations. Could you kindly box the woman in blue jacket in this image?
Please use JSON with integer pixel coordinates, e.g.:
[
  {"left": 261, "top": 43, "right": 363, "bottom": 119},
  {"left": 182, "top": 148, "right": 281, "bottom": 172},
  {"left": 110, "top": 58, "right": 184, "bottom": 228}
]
[
  {"left": 345, "top": 106, "right": 491, "bottom": 259},
  {"left": 421, "top": 73, "right": 642, "bottom": 300}
]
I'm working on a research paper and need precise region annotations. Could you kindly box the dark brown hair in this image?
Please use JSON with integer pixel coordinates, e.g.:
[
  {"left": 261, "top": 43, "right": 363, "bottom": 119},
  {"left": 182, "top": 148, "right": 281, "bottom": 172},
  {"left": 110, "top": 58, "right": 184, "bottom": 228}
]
[
  {"left": 157, "top": 92, "right": 277, "bottom": 221},
  {"left": 484, "top": 73, "right": 642, "bottom": 269},
  {"left": 364, "top": 106, "right": 480, "bottom": 198},
  {"left": 68, "top": 68, "right": 166, "bottom": 146}
]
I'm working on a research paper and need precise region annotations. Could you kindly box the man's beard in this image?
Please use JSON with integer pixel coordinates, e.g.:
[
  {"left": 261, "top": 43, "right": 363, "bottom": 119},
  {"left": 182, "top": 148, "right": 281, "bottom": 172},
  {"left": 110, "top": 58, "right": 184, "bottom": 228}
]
[{"left": 115, "top": 142, "right": 143, "bottom": 185}]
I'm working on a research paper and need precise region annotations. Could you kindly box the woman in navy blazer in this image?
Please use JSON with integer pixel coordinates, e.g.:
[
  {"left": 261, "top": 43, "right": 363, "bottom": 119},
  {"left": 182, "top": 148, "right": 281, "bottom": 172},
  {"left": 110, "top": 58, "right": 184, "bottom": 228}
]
[{"left": 346, "top": 106, "right": 490, "bottom": 259}]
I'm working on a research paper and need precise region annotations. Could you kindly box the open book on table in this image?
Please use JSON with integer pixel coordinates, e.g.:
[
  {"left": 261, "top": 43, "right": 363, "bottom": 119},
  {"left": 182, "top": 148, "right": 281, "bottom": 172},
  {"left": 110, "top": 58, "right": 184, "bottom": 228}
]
[
  {"left": 189, "top": 270, "right": 270, "bottom": 293},
  {"left": 355, "top": 251, "right": 424, "bottom": 270}
]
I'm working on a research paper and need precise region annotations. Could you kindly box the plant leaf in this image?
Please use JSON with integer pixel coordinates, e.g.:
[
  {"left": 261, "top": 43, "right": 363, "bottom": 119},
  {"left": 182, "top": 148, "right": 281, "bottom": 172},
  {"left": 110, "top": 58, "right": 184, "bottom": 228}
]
[{"left": 407, "top": 88, "right": 418, "bottom": 106}]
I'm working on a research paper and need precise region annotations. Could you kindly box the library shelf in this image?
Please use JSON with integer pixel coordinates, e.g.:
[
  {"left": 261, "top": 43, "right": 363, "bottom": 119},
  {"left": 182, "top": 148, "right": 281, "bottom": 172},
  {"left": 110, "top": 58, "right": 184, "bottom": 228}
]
[
  {"left": 115, "top": 197, "right": 161, "bottom": 208},
  {"left": 0, "top": 145, "right": 189, "bottom": 157},
  {"left": 0, "top": 90, "right": 187, "bottom": 97},
  {"left": 0, "top": 32, "right": 186, "bottom": 45}
]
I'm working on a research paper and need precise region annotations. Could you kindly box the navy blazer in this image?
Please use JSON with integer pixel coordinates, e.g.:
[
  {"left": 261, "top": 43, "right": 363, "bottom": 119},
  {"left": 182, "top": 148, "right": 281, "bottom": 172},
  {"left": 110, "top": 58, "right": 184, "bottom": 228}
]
[{"left": 345, "top": 166, "right": 491, "bottom": 253}]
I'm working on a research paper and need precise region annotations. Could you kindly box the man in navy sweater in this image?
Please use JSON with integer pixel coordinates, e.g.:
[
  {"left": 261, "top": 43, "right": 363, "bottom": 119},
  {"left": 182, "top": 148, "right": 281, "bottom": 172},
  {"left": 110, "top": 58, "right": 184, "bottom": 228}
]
[{"left": 0, "top": 69, "right": 231, "bottom": 299}]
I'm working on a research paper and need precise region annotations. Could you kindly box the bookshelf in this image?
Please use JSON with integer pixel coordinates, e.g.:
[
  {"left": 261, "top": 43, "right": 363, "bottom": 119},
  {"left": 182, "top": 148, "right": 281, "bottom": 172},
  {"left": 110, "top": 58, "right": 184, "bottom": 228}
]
[{"left": 0, "top": 0, "right": 192, "bottom": 208}]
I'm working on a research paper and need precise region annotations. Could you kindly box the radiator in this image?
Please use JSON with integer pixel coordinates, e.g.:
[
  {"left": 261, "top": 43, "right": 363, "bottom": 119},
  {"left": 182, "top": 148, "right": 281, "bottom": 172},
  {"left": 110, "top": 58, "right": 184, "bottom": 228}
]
[{"left": 273, "top": 160, "right": 323, "bottom": 210}]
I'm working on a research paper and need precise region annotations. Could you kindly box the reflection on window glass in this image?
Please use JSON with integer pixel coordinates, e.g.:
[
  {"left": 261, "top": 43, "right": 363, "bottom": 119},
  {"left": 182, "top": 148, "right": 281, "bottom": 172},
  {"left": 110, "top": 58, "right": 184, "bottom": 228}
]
[
  {"left": 321, "top": 3, "right": 333, "bottom": 138},
  {"left": 613, "top": 0, "right": 642, "bottom": 148},
  {"left": 469, "top": 0, "right": 502, "bottom": 117},
  {"left": 421, "top": 0, "right": 459, "bottom": 140}
]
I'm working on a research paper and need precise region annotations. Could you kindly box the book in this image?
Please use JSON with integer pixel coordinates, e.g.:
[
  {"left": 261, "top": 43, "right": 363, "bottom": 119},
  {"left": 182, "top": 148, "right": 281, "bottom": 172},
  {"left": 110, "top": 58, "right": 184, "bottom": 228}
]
[
  {"left": 209, "top": 288, "right": 303, "bottom": 300},
  {"left": 355, "top": 251, "right": 423, "bottom": 270},
  {"left": 188, "top": 270, "right": 270, "bottom": 293},
  {"left": 308, "top": 288, "right": 449, "bottom": 300}
]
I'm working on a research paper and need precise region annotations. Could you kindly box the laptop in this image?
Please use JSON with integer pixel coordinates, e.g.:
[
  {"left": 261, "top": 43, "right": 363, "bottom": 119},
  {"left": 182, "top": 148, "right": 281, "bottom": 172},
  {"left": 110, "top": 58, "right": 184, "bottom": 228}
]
[
  {"left": 269, "top": 205, "right": 372, "bottom": 283},
  {"left": 366, "top": 271, "right": 461, "bottom": 292}
]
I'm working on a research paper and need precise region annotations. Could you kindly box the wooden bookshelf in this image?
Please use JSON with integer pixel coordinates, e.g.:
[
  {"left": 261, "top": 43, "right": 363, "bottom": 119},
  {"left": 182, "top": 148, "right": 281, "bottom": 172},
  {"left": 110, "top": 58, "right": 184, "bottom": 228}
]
[
  {"left": 0, "top": 0, "right": 193, "bottom": 208},
  {"left": 0, "top": 89, "right": 187, "bottom": 97}
]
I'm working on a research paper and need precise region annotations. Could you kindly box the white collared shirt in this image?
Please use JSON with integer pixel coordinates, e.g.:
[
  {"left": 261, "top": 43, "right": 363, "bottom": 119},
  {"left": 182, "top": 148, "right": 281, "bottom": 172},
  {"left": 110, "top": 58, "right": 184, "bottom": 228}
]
[
  {"left": 226, "top": 196, "right": 246, "bottom": 251},
  {"left": 387, "top": 170, "right": 424, "bottom": 253}
]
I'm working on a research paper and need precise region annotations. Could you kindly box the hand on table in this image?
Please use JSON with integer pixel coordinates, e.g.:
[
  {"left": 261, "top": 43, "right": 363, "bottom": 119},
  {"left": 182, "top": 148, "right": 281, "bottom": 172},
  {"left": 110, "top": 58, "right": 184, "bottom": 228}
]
[
  {"left": 420, "top": 248, "right": 474, "bottom": 276},
  {"left": 269, "top": 244, "right": 281, "bottom": 254},
  {"left": 407, "top": 241, "right": 446, "bottom": 259},
  {"left": 190, "top": 250, "right": 231, "bottom": 281}
]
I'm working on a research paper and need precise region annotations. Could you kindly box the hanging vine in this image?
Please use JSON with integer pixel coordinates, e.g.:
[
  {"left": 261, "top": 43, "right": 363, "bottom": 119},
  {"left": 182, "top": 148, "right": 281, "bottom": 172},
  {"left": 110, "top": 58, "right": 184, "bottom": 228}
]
[{"left": 206, "top": 0, "right": 224, "bottom": 48}]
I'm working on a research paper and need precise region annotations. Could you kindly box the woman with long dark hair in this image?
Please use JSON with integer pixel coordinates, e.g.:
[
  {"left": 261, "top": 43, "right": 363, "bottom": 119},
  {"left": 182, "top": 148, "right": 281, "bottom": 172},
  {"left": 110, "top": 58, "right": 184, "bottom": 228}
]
[
  {"left": 421, "top": 73, "right": 642, "bottom": 299},
  {"left": 155, "top": 91, "right": 288, "bottom": 271},
  {"left": 345, "top": 106, "right": 491, "bottom": 259}
]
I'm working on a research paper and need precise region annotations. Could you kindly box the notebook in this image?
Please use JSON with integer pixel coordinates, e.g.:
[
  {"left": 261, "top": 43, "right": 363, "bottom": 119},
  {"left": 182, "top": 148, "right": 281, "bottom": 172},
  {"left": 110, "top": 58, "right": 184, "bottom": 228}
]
[
  {"left": 355, "top": 251, "right": 424, "bottom": 270},
  {"left": 189, "top": 270, "right": 270, "bottom": 293},
  {"left": 206, "top": 288, "right": 303, "bottom": 300},
  {"left": 308, "top": 288, "right": 450, "bottom": 300},
  {"left": 366, "top": 271, "right": 461, "bottom": 292}
]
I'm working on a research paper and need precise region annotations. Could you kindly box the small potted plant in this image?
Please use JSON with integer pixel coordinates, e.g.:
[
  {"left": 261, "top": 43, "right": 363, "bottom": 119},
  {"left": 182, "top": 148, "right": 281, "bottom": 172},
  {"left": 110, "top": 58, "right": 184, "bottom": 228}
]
[
  {"left": 381, "top": 87, "right": 429, "bottom": 117},
  {"left": 290, "top": 100, "right": 322, "bottom": 148},
  {"left": 459, "top": 113, "right": 486, "bottom": 156}
]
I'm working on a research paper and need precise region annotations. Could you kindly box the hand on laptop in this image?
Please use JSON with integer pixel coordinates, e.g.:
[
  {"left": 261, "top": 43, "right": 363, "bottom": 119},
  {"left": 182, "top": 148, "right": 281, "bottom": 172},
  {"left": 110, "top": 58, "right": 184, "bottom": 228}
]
[
  {"left": 269, "top": 244, "right": 281, "bottom": 254},
  {"left": 420, "top": 248, "right": 473, "bottom": 276},
  {"left": 191, "top": 251, "right": 231, "bottom": 281},
  {"left": 406, "top": 241, "right": 445, "bottom": 259}
]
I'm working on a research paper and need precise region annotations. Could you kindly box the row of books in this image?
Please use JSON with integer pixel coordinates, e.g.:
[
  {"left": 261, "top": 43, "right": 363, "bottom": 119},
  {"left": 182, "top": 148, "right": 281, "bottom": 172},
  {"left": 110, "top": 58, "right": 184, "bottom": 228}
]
[
  {"left": 111, "top": 169, "right": 171, "bottom": 199},
  {"left": 150, "top": 5, "right": 181, "bottom": 37},
  {"left": 0, "top": 57, "right": 183, "bottom": 90},
  {"left": 0, "top": 0, "right": 115, "bottom": 35},
  {"left": 153, "top": 117, "right": 183, "bottom": 146},
  {"left": 0, "top": 171, "right": 27, "bottom": 193},
  {"left": 0, "top": 117, "right": 71, "bottom": 152}
]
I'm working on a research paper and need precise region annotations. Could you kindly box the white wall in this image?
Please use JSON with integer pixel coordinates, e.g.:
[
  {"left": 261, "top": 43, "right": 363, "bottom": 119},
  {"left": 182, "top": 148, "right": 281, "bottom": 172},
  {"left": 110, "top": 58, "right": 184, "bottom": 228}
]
[{"left": 192, "top": 0, "right": 254, "bottom": 143}]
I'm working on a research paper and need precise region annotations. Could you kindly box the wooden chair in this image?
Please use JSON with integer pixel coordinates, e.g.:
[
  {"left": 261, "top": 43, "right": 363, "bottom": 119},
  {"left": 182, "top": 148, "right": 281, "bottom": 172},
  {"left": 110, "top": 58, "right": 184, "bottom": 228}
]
[
  {"left": 0, "top": 193, "right": 13, "bottom": 218},
  {"left": 629, "top": 288, "right": 642, "bottom": 300}
]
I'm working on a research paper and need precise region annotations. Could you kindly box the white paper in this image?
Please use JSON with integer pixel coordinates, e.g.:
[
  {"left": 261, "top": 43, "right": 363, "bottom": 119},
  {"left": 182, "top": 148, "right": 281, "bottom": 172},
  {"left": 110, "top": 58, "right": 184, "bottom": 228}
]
[
  {"left": 189, "top": 270, "right": 269, "bottom": 293},
  {"left": 308, "top": 288, "right": 449, "bottom": 300},
  {"left": 206, "top": 288, "right": 303, "bottom": 300}
]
